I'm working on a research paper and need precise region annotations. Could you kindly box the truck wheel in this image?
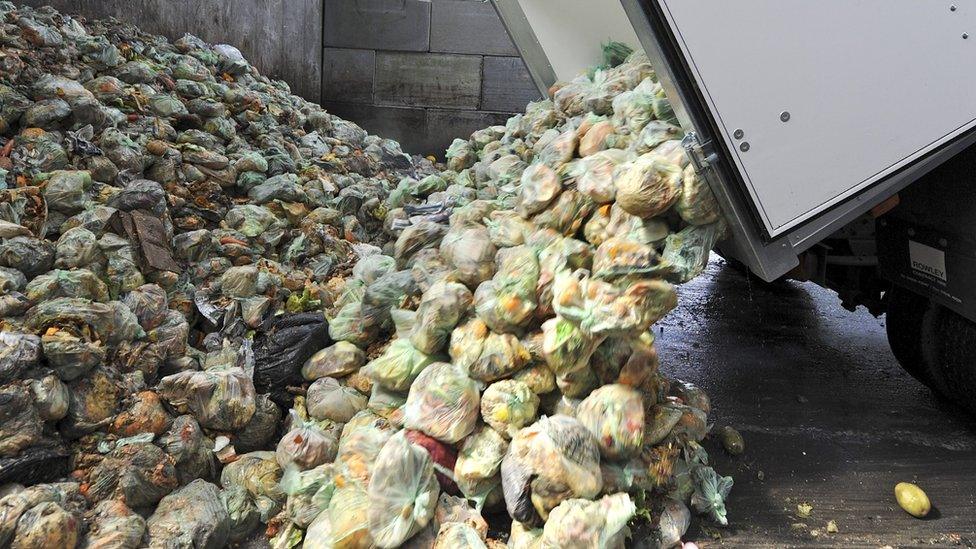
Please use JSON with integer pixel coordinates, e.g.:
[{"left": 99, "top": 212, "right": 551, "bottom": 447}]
[
  {"left": 885, "top": 285, "right": 938, "bottom": 388},
  {"left": 922, "top": 304, "right": 976, "bottom": 414}
]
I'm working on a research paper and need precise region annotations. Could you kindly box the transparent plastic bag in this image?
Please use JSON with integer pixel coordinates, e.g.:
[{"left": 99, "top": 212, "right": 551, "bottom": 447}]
[
  {"left": 541, "top": 317, "right": 605, "bottom": 377},
  {"left": 501, "top": 415, "right": 603, "bottom": 523},
  {"left": 409, "top": 281, "right": 473, "bottom": 355},
  {"left": 474, "top": 246, "right": 539, "bottom": 334},
  {"left": 658, "top": 221, "right": 727, "bottom": 284},
  {"left": 516, "top": 164, "right": 561, "bottom": 218},
  {"left": 157, "top": 364, "right": 256, "bottom": 431},
  {"left": 329, "top": 484, "right": 374, "bottom": 548},
  {"left": 276, "top": 413, "right": 340, "bottom": 471},
  {"left": 439, "top": 226, "right": 497, "bottom": 288},
  {"left": 552, "top": 269, "right": 677, "bottom": 336},
  {"left": 403, "top": 362, "right": 481, "bottom": 444},
  {"left": 613, "top": 155, "right": 683, "bottom": 219},
  {"left": 158, "top": 415, "right": 217, "bottom": 486},
  {"left": 481, "top": 380, "right": 540, "bottom": 439},
  {"left": 454, "top": 426, "right": 508, "bottom": 508},
  {"left": 26, "top": 268, "right": 109, "bottom": 303},
  {"left": 336, "top": 415, "right": 395, "bottom": 485},
  {"left": 306, "top": 377, "right": 368, "bottom": 423},
  {"left": 576, "top": 149, "right": 628, "bottom": 204},
  {"left": 9, "top": 501, "right": 78, "bottom": 549},
  {"left": 280, "top": 463, "right": 335, "bottom": 528},
  {"left": 30, "top": 375, "right": 69, "bottom": 421},
  {"left": 87, "top": 442, "right": 179, "bottom": 508},
  {"left": 146, "top": 480, "right": 230, "bottom": 549},
  {"left": 367, "top": 431, "right": 439, "bottom": 548},
  {"left": 0, "top": 384, "right": 42, "bottom": 458},
  {"left": 83, "top": 499, "right": 146, "bottom": 549},
  {"left": 54, "top": 227, "right": 104, "bottom": 270},
  {"left": 539, "top": 493, "right": 636, "bottom": 549},
  {"left": 433, "top": 522, "right": 487, "bottom": 549},
  {"left": 577, "top": 384, "right": 645, "bottom": 461},
  {"left": 362, "top": 339, "right": 436, "bottom": 393}
]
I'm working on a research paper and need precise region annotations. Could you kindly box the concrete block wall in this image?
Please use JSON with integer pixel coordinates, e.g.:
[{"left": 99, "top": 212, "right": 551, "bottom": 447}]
[{"left": 321, "top": 0, "right": 543, "bottom": 156}]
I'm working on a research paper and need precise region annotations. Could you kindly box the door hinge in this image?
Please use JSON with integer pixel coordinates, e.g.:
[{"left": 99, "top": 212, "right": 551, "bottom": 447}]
[{"left": 681, "top": 131, "right": 718, "bottom": 173}]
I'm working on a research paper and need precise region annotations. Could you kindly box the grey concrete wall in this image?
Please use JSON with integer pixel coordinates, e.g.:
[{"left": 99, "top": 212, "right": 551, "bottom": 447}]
[
  {"left": 321, "top": 0, "right": 543, "bottom": 156},
  {"left": 18, "top": 0, "right": 323, "bottom": 101}
]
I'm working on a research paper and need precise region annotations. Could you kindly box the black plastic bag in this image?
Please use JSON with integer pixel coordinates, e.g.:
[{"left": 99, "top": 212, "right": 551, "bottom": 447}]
[{"left": 253, "top": 312, "right": 331, "bottom": 406}]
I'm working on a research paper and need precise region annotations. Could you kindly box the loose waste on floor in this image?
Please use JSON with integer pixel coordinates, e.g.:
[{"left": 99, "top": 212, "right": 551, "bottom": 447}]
[{"left": 0, "top": 3, "right": 732, "bottom": 547}]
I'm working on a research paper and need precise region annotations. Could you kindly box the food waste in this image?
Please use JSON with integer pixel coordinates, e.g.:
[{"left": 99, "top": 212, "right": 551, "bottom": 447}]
[{"left": 0, "top": 3, "right": 732, "bottom": 548}]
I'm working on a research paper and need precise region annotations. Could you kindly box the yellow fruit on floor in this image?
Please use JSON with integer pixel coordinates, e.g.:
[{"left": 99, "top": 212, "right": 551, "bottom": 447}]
[{"left": 895, "top": 482, "right": 931, "bottom": 518}]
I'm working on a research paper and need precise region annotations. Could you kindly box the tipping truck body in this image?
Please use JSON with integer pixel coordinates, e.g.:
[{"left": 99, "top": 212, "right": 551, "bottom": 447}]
[{"left": 491, "top": 0, "right": 976, "bottom": 412}]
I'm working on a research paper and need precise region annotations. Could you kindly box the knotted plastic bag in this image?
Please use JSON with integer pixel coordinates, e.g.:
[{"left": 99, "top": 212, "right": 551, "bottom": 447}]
[
  {"left": 517, "top": 164, "right": 562, "bottom": 218},
  {"left": 367, "top": 431, "right": 440, "bottom": 548},
  {"left": 552, "top": 269, "right": 677, "bottom": 336},
  {"left": 306, "top": 376, "right": 368, "bottom": 423},
  {"left": 576, "top": 149, "right": 629, "bottom": 204},
  {"left": 157, "top": 364, "right": 256, "bottom": 431},
  {"left": 336, "top": 414, "right": 395, "bottom": 484},
  {"left": 280, "top": 463, "right": 335, "bottom": 528},
  {"left": 302, "top": 341, "right": 366, "bottom": 380},
  {"left": 454, "top": 426, "right": 508, "bottom": 508},
  {"left": 83, "top": 499, "right": 146, "bottom": 549},
  {"left": 439, "top": 225, "right": 497, "bottom": 288},
  {"left": 541, "top": 317, "right": 606, "bottom": 377},
  {"left": 577, "top": 384, "right": 645, "bottom": 461},
  {"left": 362, "top": 338, "right": 436, "bottom": 393},
  {"left": 145, "top": 480, "right": 230, "bottom": 549},
  {"left": 275, "top": 412, "right": 340, "bottom": 471},
  {"left": 474, "top": 246, "right": 539, "bottom": 334},
  {"left": 481, "top": 380, "right": 540, "bottom": 439},
  {"left": 540, "top": 493, "right": 636, "bottom": 549},
  {"left": 614, "top": 154, "right": 683, "bottom": 219},
  {"left": 158, "top": 415, "right": 217, "bottom": 485},
  {"left": 87, "top": 442, "right": 179, "bottom": 508},
  {"left": 404, "top": 362, "right": 481, "bottom": 444},
  {"left": 658, "top": 221, "right": 727, "bottom": 284},
  {"left": 409, "top": 281, "right": 473, "bottom": 355},
  {"left": 500, "top": 415, "right": 603, "bottom": 523}
]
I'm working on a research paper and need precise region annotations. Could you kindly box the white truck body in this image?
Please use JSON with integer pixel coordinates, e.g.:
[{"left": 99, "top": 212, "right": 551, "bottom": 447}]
[{"left": 492, "top": 0, "right": 976, "bottom": 280}]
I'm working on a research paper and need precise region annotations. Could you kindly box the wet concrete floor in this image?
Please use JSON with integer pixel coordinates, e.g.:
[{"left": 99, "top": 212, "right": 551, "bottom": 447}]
[{"left": 658, "top": 257, "right": 976, "bottom": 548}]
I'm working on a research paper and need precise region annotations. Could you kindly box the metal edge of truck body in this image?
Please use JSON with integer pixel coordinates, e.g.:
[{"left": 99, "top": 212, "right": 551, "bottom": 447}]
[
  {"left": 784, "top": 126, "right": 976, "bottom": 252},
  {"left": 490, "top": 0, "right": 557, "bottom": 94},
  {"left": 618, "top": 0, "right": 799, "bottom": 281}
]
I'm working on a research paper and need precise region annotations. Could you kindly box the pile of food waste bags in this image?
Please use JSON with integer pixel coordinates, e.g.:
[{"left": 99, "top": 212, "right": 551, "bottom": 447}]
[{"left": 0, "top": 3, "right": 732, "bottom": 547}]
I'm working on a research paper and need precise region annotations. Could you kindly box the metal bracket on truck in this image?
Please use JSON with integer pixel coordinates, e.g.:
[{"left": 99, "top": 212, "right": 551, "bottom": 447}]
[{"left": 491, "top": 0, "right": 976, "bottom": 282}]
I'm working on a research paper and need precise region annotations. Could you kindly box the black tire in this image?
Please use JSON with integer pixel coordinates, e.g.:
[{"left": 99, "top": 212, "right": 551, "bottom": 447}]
[
  {"left": 921, "top": 304, "right": 976, "bottom": 414},
  {"left": 885, "top": 285, "right": 939, "bottom": 388}
]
